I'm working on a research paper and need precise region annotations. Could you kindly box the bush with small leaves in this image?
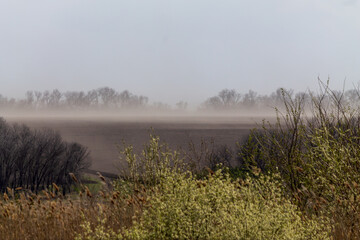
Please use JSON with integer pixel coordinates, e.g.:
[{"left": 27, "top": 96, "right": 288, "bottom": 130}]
[{"left": 124, "top": 169, "right": 329, "bottom": 240}]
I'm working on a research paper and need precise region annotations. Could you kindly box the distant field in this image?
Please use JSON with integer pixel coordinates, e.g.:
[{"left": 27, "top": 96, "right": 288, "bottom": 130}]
[{"left": 6, "top": 115, "right": 267, "bottom": 174}]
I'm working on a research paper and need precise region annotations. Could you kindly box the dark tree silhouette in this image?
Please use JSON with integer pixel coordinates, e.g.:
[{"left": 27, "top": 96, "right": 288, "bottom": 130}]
[{"left": 0, "top": 118, "right": 90, "bottom": 193}]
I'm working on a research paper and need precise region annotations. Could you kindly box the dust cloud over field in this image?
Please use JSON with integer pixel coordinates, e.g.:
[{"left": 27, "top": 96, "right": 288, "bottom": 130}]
[{"left": 5, "top": 112, "right": 275, "bottom": 175}]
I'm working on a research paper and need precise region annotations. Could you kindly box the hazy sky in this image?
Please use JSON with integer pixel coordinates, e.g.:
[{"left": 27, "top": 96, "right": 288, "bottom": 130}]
[{"left": 1, "top": 0, "right": 360, "bottom": 105}]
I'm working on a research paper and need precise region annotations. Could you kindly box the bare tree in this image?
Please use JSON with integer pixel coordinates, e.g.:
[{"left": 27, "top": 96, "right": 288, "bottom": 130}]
[
  {"left": 176, "top": 101, "right": 188, "bottom": 111},
  {"left": 0, "top": 118, "right": 90, "bottom": 193},
  {"left": 218, "top": 89, "right": 241, "bottom": 108}
]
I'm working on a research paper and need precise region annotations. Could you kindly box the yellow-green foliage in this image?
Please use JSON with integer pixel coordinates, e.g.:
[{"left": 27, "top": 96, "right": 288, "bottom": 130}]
[
  {"left": 77, "top": 134, "right": 329, "bottom": 240},
  {"left": 125, "top": 170, "right": 329, "bottom": 240},
  {"left": 236, "top": 84, "right": 360, "bottom": 238},
  {"left": 75, "top": 211, "right": 122, "bottom": 240},
  {"left": 119, "top": 134, "right": 184, "bottom": 187},
  {"left": 303, "top": 126, "right": 360, "bottom": 239}
]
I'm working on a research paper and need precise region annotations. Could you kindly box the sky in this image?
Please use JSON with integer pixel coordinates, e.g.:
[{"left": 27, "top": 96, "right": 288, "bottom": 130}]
[{"left": 0, "top": 0, "right": 360, "bottom": 106}]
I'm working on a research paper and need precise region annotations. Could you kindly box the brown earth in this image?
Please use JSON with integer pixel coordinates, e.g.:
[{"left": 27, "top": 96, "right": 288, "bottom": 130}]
[{"left": 6, "top": 115, "right": 270, "bottom": 174}]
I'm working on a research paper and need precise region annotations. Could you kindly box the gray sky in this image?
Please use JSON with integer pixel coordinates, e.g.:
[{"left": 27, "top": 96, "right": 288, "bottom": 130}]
[{"left": 1, "top": 0, "right": 360, "bottom": 105}]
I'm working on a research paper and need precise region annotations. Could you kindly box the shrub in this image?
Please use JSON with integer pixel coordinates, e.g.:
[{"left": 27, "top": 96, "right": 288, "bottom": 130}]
[
  {"left": 125, "top": 170, "right": 329, "bottom": 240},
  {"left": 184, "top": 138, "right": 234, "bottom": 176},
  {"left": 118, "top": 134, "right": 185, "bottom": 188},
  {"left": 236, "top": 82, "right": 360, "bottom": 238},
  {"left": 78, "top": 135, "right": 329, "bottom": 240}
]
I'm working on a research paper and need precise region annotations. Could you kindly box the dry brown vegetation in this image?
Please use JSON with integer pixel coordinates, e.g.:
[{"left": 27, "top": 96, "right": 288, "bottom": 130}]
[{"left": 0, "top": 176, "right": 145, "bottom": 240}]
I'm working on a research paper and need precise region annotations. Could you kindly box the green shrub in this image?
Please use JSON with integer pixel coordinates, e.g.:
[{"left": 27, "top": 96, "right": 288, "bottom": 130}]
[
  {"left": 77, "top": 134, "right": 329, "bottom": 240},
  {"left": 236, "top": 82, "right": 360, "bottom": 238},
  {"left": 125, "top": 170, "right": 329, "bottom": 240},
  {"left": 118, "top": 134, "right": 185, "bottom": 187}
]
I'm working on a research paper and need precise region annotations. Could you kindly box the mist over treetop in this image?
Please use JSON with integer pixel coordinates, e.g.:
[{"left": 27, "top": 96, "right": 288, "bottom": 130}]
[{"left": 1, "top": 85, "right": 359, "bottom": 115}]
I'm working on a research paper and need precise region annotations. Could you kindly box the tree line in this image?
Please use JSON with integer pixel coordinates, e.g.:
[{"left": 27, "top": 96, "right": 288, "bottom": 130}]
[
  {"left": 0, "top": 118, "right": 90, "bottom": 193},
  {"left": 1, "top": 85, "right": 359, "bottom": 112},
  {"left": 0, "top": 87, "right": 149, "bottom": 110},
  {"left": 201, "top": 87, "right": 360, "bottom": 111}
]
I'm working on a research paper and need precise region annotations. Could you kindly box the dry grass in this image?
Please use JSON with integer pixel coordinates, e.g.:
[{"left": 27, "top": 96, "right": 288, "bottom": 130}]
[{"left": 0, "top": 180, "right": 146, "bottom": 240}]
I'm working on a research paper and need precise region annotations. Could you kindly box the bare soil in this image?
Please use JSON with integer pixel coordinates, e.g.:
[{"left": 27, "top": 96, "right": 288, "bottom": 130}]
[{"left": 6, "top": 115, "right": 268, "bottom": 174}]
